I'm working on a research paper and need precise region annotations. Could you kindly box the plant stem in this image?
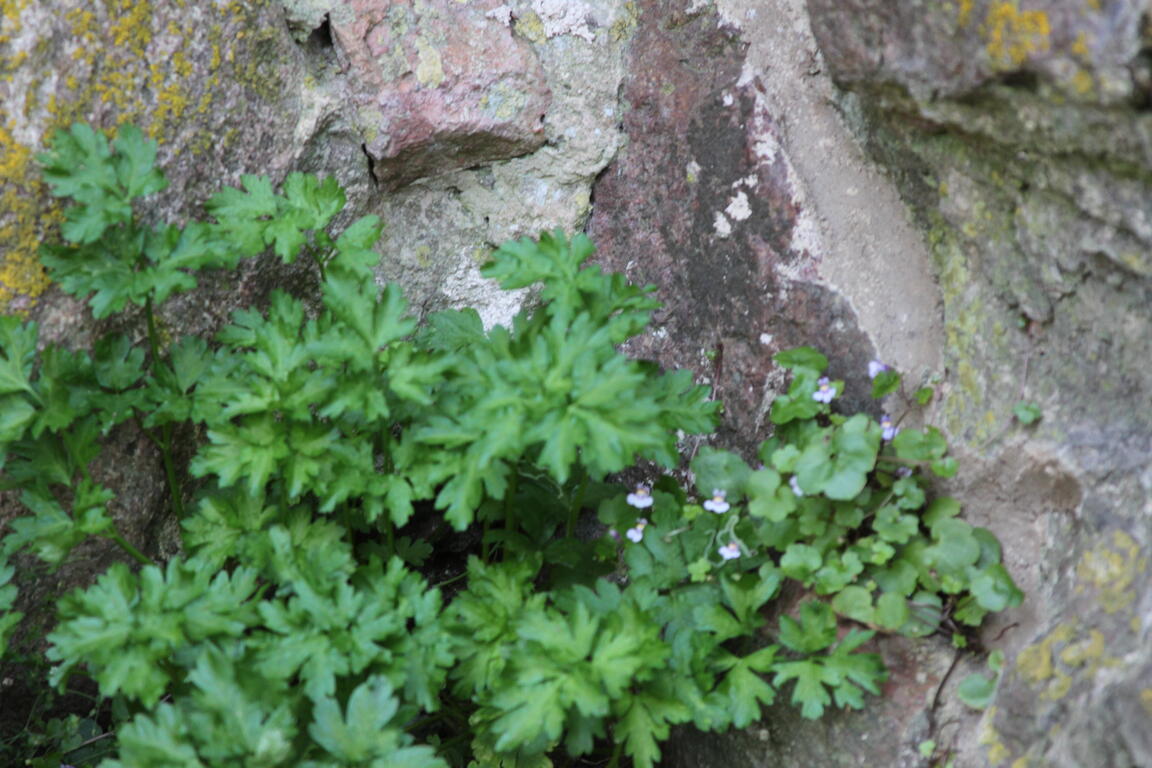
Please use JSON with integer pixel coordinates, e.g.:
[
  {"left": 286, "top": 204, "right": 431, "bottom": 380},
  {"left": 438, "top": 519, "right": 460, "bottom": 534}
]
[
  {"left": 107, "top": 529, "right": 155, "bottom": 566},
  {"left": 608, "top": 736, "right": 624, "bottom": 768},
  {"left": 144, "top": 298, "right": 185, "bottom": 519},
  {"left": 61, "top": 730, "right": 115, "bottom": 756},
  {"left": 433, "top": 571, "right": 469, "bottom": 589}
]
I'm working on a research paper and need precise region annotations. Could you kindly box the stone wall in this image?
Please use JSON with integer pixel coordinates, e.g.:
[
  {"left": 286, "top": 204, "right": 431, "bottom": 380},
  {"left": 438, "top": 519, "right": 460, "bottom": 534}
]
[
  {"left": 2, "top": 0, "right": 1150, "bottom": 766},
  {"left": 806, "top": 1, "right": 1152, "bottom": 765},
  {"left": 0, "top": 0, "right": 633, "bottom": 731}
]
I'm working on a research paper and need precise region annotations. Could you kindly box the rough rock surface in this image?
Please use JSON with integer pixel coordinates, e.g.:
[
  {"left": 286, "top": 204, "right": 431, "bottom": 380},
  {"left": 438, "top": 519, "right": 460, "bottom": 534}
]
[
  {"left": 590, "top": 4, "right": 870, "bottom": 454},
  {"left": 804, "top": 1, "right": 1152, "bottom": 766},
  {"left": 329, "top": 0, "right": 551, "bottom": 190},
  {"left": 367, "top": 0, "right": 635, "bottom": 328},
  {"left": 0, "top": 0, "right": 631, "bottom": 733},
  {"left": 2, "top": 0, "right": 1151, "bottom": 765},
  {"left": 586, "top": 1, "right": 961, "bottom": 764},
  {"left": 590, "top": 0, "right": 1151, "bottom": 767}
]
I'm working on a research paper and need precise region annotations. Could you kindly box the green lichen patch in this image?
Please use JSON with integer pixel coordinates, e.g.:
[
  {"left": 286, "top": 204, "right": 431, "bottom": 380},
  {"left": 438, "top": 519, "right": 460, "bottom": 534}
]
[
  {"left": 1015, "top": 622, "right": 1122, "bottom": 704},
  {"left": 978, "top": 705, "right": 1015, "bottom": 764},
  {"left": 610, "top": 1, "right": 640, "bottom": 42},
  {"left": 0, "top": 0, "right": 289, "bottom": 313},
  {"left": 1075, "top": 530, "right": 1148, "bottom": 614},
  {"left": 513, "top": 10, "right": 546, "bottom": 44}
]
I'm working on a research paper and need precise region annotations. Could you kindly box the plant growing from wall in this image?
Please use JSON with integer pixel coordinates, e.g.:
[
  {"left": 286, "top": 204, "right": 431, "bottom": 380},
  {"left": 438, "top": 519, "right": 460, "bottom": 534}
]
[{"left": 0, "top": 123, "right": 1022, "bottom": 767}]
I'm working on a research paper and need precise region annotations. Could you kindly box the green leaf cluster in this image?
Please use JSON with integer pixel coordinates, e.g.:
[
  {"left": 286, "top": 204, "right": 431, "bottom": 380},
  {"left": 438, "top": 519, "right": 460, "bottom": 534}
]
[
  {"left": 0, "top": 123, "right": 1021, "bottom": 768},
  {"left": 0, "top": 550, "right": 20, "bottom": 658}
]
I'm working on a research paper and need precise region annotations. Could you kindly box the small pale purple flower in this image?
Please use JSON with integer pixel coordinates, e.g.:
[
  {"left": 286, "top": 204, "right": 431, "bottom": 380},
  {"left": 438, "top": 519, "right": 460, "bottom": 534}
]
[
  {"left": 789, "top": 475, "right": 805, "bottom": 497},
  {"left": 607, "top": 527, "right": 620, "bottom": 541},
  {"left": 895, "top": 466, "right": 913, "bottom": 478},
  {"left": 718, "top": 541, "right": 741, "bottom": 560},
  {"left": 880, "top": 414, "right": 898, "bottom": 441},
  {"left": 703, "top": 489, "right": 730, "bottom": 514},
  {"left": 812, "top": 377, "right": 835, "bottom": 404},
  {"left": 625, "top": 518, "right": 648, "bottom": 543},
  {"left": 868, "top": 360, "right": 891, "bottom": 379},
  {"left": 626, "top": 484, "right": 654, "bottom": 509}
]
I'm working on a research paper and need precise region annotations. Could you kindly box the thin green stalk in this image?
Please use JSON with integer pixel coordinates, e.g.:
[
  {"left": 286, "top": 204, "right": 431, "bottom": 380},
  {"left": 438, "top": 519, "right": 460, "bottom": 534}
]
[
  {"left": 433, "top": 571, "right": 468, "bottom": 589},
  {"left": 106, "top": 529, "right": 155, "bottom": 566},
  {"left": 60, "top": 731, "right": 115, "bottom": 757},
  {"left": 144, "top": 298, "right": 185, "bottom": 519},
  {"left": 608, "top": 736, "right": 624, "bottom": 768}
]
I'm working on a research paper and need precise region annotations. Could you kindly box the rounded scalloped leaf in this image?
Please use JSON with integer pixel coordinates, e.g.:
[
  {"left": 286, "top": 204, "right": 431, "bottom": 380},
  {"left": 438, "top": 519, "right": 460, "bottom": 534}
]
[
  {"left": 968, "top": 564, "right": 1024, "bottom": 612},
  {"left": 773, "top": 346, "right": 829, "bottom": 373},
  {"left": 690, "top": 447, "right": 752, "bottom": 501},
  {"left": 831, "top": 585, "right": 874, "bottom": 624},
  {"left": 875, "top": 592, "right": 910, "bottom": 630}
]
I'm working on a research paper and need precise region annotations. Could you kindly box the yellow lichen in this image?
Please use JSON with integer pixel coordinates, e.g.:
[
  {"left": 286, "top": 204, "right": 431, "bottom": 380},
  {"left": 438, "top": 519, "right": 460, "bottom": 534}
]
[
  {"left": 0, "top": 0, "right": 30, "bottom": 46},
  {"left": 983, "top": 3, "right": 1051, "bottom": 69},
  {"left": 1141, "top": 689, "right": 1152, "bottom": 717},
  {"left": 979, "top": 707, "right": 1013, "bottom": 764},
  {"left": 0, "top": 122, "right": 52, "bottom": 311},
  {"left": 956, "top": 0, "right": 974, "bottom": 28},
  {"left": 1011, "top": 757, "right": 1032, "bottom": 768},
  {"left": 1071, "top": 31, "right": 1090, "bottom": 58},
  {"left": 1018, "top": 621, "right": 1128, "bottom": 704},
  {"left": 107, "top": 0, "right": 153, "bottom": 53},
  {"left": 1070, "top": 69, "right": 1094, "bottom": 94},
  {"left": 514, "top": 10, "right": 546, "bottom": 44},
  {"left": 1016, "top": 621, "right": 1076, "bottom": 684},
  {"left": 1058, "top": 629, "right": 1104, "bottom": 669},
  {"left": 610, "top": 1, "right": 639, "bottom": 42},
  {"left": 1076, "top": 530, "right": 1147, "bottom": 613},
  {"left": 1043, "top": 671, "right": 1072, "bottom": 701},
  {"left": 0, "top": 0, "right": 254, "bottom": 311},
  {"left": 480, "top": 81, "right": 528, "bottom": 121}
]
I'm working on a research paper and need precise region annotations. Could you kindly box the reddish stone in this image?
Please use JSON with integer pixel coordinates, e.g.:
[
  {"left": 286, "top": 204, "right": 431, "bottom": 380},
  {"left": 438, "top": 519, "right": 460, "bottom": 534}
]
[
  {"left": 587, "top": 1, "right": 877, "bottom": 456},
  {"left": 331, "top": 0, "right": 551, "bottom": 189}
]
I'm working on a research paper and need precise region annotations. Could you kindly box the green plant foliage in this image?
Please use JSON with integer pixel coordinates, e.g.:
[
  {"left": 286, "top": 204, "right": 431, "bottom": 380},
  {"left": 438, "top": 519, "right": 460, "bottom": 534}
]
[
  {"left": 870, "top": 369, "right": 901, "bottom": 399},
  {"left": 0, "top": 550, "right": 20, "bottom": 658},
  {"left": 956, "top": 673, "right": 997, "bottom": 710},
  {"left": 0, "top": 123, "right": 1023, "bottom": 767},
  {"left": 1012, "top": 401, "right": 1042, "bottom": 425}
]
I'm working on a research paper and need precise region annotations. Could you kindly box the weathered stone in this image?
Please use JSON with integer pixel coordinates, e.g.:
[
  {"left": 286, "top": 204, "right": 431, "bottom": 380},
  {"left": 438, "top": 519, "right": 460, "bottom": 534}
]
[
  {"left": 588, "top": 1, "right": 879, "bottom": 455},
  {"left": 367, "top": 0, "right": 634, "bottom": 328},
  {"left": 329, "top": 0, "right": 551, "bottom": 190},
  {"left": 0, "top": 0, "right": 628, "bottom": 747},
  {"left": 808, "top": 0, "right": 1145, "bottom": 104},
  {"left": 5, "top": 0, "right": 1149, "bottom": 764},
  {"left": 0, "top": 0, "right": 318, "bottom": 317},
  {"left": 0, "top": 4, "right": 324, "bottom": 742},
  {"left": 804, "top": 0, "right": 1152, "bottom": 766}
]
